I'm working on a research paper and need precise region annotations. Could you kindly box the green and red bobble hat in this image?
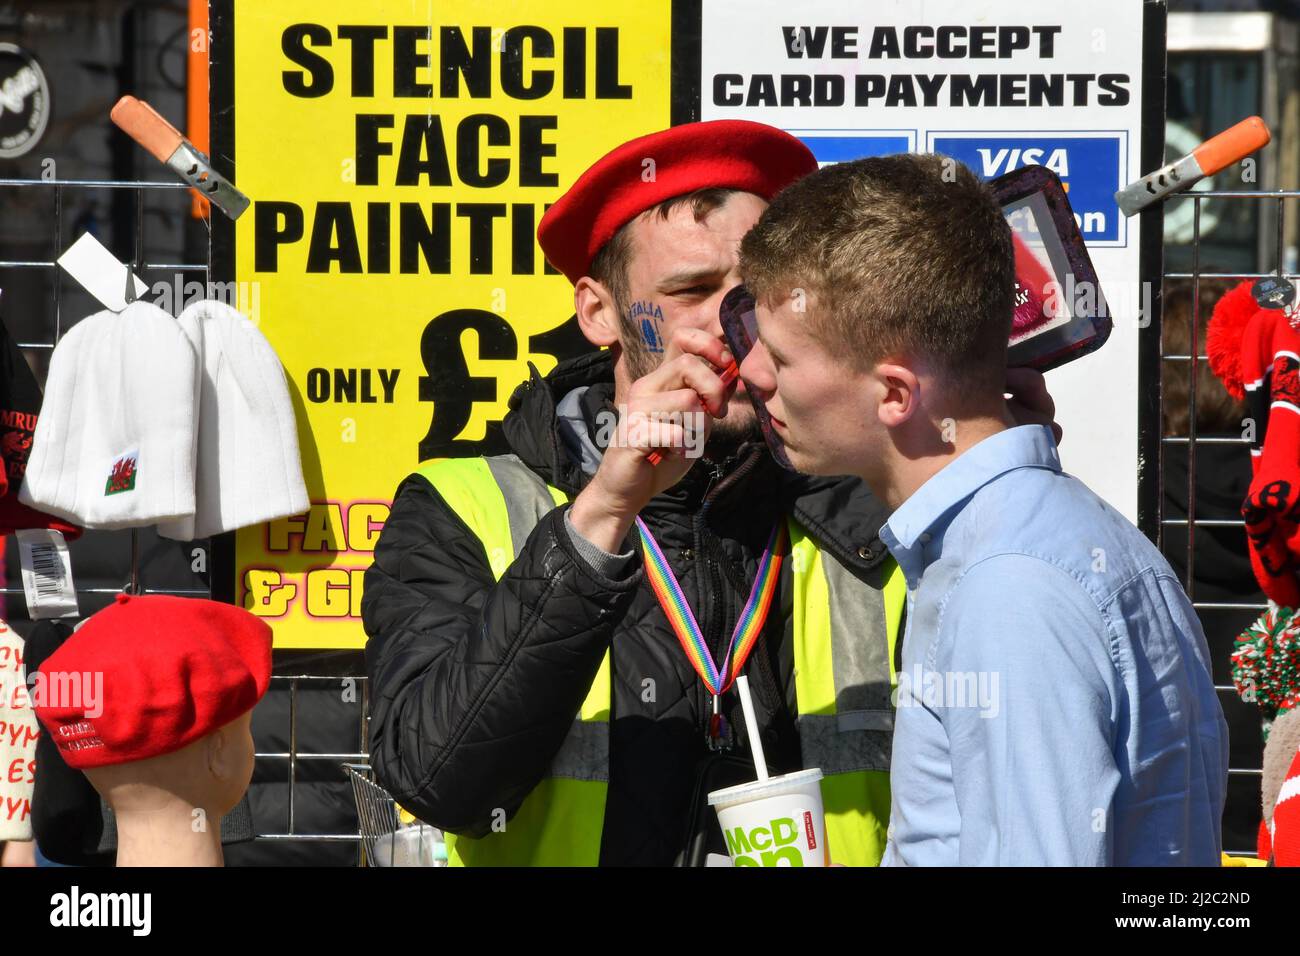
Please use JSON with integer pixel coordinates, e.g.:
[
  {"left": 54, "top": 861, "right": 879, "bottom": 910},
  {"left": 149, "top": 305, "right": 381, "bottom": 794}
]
[
  {"left": 537, "top": 120, "right": 819, "bottom": 286},
  {"left": 31, "top": 593, "right": 272, "bottom": 769},
  {"left": 1232, "top": 605, "right": 1300, "bottom": 725}
]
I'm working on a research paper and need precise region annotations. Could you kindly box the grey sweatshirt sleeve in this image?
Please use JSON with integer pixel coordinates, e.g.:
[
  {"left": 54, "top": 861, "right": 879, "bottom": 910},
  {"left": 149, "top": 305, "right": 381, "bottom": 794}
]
[{"left": 563, "top": 507, "right": 638, "bottom": 578}]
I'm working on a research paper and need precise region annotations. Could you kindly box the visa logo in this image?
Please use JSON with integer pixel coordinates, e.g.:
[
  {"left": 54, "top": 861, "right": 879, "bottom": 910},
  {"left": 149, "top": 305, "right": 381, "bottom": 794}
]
[
  {"left": 930, "top": 134, "right": 1125, "bottom": 245},
  {"left": 976, "top": 147, "right": 1069, "bottom": 177}
]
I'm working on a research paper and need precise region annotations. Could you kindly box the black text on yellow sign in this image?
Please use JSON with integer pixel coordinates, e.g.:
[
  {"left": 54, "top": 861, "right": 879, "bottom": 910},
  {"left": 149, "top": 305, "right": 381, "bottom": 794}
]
[
  {"left": 223, "top": 0, "right": 673, "bottom": 648},
  {"left": 253, "top": 24, "right": 632, "bottom": 276}
]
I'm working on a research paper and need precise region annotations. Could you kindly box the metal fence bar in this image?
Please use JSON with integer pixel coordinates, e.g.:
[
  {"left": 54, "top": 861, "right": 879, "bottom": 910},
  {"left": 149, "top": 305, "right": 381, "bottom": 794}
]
[
  {"left": 288, "top": 677, "right": 298, "bottom": 836},
  {"left": 0, "top": 586, "right": 214, "bottom": 595},
  {"left": 1186, "top": 195, "right": 1202, "bottom": 601},
  {"left": 1166, "top": 271, "right": 1300, "bottom": 278},
  {"left": 0, "top": 177, "right": 191, "bottom": 188},
  {"left": 255, "top": 753, "right": 370, "bottom": 761},
  {"left": 52, "top": 184, "right": 62, "bottom": 341},
  {"left": 255, "top": 835, "right": 364, "bottom": 842}
]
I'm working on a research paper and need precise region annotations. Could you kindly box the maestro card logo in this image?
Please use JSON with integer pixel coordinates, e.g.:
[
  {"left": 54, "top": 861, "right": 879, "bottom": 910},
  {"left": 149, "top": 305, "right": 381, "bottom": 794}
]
[
  {"left": 929, "top": 133, "right": 1126, "bottom": 245},
  {"left": 0, "top": 43, "right": 49, "bottom": 159}
]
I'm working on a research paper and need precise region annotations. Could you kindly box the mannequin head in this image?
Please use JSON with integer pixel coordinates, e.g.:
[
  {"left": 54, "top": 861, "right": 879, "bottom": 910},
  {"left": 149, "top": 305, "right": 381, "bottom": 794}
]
[
  {"left": 81, "top": 710, "right": 255, "bottom": 867},
  {"left": 84, "top": 710, "right": 255, "bottom": 820},
  {"left": 31, "top": 593, "right": 272, "bottom": 866}
]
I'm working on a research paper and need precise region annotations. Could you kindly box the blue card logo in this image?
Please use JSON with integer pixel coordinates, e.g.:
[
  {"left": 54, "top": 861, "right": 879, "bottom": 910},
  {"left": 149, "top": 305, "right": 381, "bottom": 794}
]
[
  {"left": 930, "top": 134, "right": 1125, "bottom": 244},
  {"left": 795, "top": 134, "right": 913, "bottom": 166}
]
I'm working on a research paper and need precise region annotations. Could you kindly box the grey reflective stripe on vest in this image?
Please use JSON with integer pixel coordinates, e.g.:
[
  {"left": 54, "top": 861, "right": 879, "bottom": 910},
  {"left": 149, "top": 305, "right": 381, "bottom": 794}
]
[
  {"left": 797, "top": 550, "right": 894, "bottom": 775},
  {"left": 480, "top": 454, "right": 609, "bottom": 783},
  {"left": 548, "top": 721, "right": 609, "bottom": 782},
  {"left": 484, "top": 454, "right": 563, "bottom": 556},
  {"left": 798, "top": 714, "right": 891, "bottom": 776}
]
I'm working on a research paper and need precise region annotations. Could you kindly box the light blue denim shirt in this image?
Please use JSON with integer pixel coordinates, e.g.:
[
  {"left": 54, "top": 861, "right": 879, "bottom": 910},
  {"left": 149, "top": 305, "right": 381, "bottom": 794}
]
[{"left": 878, "top": 424, "right": 1228, "bottom": 866}]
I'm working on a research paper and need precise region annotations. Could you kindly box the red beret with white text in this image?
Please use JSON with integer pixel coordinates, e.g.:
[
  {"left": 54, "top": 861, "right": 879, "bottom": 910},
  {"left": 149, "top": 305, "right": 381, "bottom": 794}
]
[{"left": 31, "top": 593, "right": 272, "bottom": 769}]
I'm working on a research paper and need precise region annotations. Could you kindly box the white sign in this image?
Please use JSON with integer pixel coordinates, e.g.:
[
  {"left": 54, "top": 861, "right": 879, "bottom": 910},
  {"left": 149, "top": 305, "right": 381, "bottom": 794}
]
[{"left": 701, "top": 0, "right": 1150, "bottom": 519}]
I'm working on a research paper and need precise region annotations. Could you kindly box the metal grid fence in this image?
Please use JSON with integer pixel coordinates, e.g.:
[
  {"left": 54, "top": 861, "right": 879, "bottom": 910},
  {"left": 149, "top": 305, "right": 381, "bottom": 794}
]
[{"left": 1160, "top": 189, "right": 1297, "bottom": 857}]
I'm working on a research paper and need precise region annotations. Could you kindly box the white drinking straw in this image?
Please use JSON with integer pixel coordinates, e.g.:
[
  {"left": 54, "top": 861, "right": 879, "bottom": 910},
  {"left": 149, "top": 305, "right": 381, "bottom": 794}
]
[{"left": 735, "top": 675, "right": 769, "bottom": 781}]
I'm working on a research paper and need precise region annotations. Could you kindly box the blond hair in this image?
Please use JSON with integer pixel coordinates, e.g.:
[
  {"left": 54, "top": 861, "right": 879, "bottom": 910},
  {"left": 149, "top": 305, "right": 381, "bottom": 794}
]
[{"left": 740, "top": 154, "right": 1015, "bottom": 398}]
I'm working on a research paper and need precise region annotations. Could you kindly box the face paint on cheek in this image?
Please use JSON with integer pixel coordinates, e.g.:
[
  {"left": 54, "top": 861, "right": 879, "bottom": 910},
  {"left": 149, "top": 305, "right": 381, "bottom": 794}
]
[{"left": 627, "top": 300, "right": 666, "bottom": 354}]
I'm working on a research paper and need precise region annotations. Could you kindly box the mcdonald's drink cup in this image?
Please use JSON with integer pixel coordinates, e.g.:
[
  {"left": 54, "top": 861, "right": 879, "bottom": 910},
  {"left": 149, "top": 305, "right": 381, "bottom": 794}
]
[{"left": 708, "top": 768, "right": 827, "bottom": 867}]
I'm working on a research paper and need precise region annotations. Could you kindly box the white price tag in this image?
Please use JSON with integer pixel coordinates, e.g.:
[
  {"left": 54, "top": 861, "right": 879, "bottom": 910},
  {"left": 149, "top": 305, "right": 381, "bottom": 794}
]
[
  {"left": 56, "top": 233, "right": 148, "bottom": 312},
  {"left": 16, "top": 528, "right": 79, "bottom": 619}
]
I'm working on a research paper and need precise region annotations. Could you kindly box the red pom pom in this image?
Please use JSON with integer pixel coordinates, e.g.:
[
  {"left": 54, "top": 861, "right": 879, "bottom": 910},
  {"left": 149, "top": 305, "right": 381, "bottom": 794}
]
[{"left": 1207, "top": 279, "right": 1265, "bottom": 401}]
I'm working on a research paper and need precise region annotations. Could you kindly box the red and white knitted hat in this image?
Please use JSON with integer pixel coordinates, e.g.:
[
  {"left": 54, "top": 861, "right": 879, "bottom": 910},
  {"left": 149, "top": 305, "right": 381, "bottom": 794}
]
[{"left": 18, "top": 301, "right": 199, "bottom": 529}]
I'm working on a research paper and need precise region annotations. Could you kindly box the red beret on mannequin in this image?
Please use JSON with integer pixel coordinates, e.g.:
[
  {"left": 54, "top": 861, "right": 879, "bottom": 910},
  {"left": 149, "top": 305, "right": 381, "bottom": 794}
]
[
  {"left": 537, "top": 120, "right": 818, "bottom": 285},
  {"left": 31, "top": 593, "right": 272, "bottom": 769}
]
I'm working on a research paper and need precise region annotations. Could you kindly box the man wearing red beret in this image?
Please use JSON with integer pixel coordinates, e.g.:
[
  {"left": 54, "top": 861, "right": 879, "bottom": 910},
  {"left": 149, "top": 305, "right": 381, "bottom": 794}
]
[{"left": 363, "top": 120, "right": 1059, "bottom": 866}]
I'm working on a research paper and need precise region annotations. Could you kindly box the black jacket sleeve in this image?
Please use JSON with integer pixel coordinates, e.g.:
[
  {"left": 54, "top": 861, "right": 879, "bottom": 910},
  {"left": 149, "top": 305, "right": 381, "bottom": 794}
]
[{"left": 361, "top": 472, "right": 642, "bottom": 836}]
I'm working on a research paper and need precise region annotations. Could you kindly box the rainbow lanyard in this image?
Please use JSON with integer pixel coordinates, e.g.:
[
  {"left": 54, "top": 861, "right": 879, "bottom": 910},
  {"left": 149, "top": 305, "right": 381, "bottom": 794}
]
[{"left": 634, "top": 516, "right": 788, "bottom": 718}]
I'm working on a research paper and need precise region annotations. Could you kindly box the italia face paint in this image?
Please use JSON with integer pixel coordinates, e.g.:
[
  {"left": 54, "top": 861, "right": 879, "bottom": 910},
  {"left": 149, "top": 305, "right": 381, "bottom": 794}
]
[{"left": 628, "top": 299, "right": 666, "bottom": 353}]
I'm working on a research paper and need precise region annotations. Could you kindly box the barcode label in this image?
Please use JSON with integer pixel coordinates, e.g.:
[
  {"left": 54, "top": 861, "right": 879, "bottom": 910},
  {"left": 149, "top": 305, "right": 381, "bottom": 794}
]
[
  {"left": 17, "top": 529, "right": 79, "bottom": 620},
  {"left": 29, "top": 544, "right": 64, "bottom": 595}
]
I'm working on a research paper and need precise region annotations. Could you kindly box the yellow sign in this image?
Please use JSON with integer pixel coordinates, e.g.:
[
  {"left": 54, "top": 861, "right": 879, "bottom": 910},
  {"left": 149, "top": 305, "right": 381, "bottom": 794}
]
[{"left": 227, "top": 1, "right": 672, "bottom": 647}]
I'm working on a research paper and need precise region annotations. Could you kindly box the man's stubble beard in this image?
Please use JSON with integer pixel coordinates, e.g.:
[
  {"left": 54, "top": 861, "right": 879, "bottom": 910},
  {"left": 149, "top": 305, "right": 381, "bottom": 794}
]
[
  {"left": 621, "top": 329, "right": 658, "bottom": 383},
  {"left": 703, "top": 401, "right": 761, "bottom": 461}
]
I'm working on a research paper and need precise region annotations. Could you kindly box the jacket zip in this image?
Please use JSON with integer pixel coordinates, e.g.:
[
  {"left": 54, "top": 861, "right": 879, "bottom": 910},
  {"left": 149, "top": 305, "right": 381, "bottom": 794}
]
[
  {"left": 693, "top": 449, "right": 764, "bottom": 746},
  {"left": 693, "top": 460, "right": 724, "bottom": 744}
]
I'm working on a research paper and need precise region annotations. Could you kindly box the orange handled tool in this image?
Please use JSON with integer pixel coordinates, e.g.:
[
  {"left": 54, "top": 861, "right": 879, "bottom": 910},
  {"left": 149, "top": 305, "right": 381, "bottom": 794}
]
[
  {"left": 646, "top": 361, "right": 739, "bottom": 466},
  {"left": 110, "top": 95, "right": 250, "bottom": 220},
  {"left": 1115, "top": 116, "right": 1270, "bottom": 217}
]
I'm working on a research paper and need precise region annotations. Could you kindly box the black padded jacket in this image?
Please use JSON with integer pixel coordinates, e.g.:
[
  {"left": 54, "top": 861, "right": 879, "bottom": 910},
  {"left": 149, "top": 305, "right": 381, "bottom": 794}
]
[{"left": 362, "top": 348, "right": 895, "bottom": 865}]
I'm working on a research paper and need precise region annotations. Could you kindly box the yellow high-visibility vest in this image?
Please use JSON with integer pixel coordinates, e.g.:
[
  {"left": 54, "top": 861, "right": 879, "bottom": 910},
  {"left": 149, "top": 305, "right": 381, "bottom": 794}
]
[{"left": 414, "top": 453, "right": 906, "bottom": 866}]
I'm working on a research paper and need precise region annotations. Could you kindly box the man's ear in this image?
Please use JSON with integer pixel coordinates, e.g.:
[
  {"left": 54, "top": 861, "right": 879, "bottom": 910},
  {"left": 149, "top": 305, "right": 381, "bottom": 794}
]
[
  {"left": 206, "top": 725, "right": 234, "bottom": 781},
  {"left": 875, "top": 362, "right": 921, "bottom": 428},
  {"left": 574, "top": 277, "right": 621, "bottom": 348}
]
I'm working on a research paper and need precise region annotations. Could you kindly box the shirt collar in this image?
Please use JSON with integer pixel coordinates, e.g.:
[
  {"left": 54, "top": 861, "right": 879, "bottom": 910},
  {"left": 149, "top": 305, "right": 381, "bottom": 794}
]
[{"left": 880, "top": 424, "right": 1061, "bottom": 577}]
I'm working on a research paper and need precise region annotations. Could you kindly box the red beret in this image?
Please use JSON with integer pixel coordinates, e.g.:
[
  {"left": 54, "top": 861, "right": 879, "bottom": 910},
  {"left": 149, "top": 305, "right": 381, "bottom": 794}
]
[
  {"left": 538, "top": 120, "right": 818, "bottom": 285},
  {"left": 31, "top": 593, "right": 272, "bottom": 769}
]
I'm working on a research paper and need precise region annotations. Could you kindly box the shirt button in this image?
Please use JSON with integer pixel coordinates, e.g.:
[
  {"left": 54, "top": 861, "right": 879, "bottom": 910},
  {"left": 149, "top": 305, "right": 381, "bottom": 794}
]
[
  {"left": 919, "top": 533, "right": 931, "bottom": 544},
  {"left": 681, "top": 548, "right": 694, "bottom": 561},
  {"left": 858, "top": 546, "right": 871, "bottom": 559}
]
